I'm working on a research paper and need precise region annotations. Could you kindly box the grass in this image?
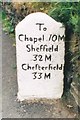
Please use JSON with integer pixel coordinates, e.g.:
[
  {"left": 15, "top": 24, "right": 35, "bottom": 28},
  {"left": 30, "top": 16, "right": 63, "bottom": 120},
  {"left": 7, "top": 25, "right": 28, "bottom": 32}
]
[
  {"left": 0, "top": 11, "right": 2, "bottom": 21},
  {"left": 2, "top": 10, "right": 14, "bottom": 34}
]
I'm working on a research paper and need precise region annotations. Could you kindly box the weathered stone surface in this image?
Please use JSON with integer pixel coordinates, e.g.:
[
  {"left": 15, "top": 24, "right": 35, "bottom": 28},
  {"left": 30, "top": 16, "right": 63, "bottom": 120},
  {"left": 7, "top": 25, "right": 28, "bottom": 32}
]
[{"left": 15, "top": 12, "right": 65, "bottom": 101}]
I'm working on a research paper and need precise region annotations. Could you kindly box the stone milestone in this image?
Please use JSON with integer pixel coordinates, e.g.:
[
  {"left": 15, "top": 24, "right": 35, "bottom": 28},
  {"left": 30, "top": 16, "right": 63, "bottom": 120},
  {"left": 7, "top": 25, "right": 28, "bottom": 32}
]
[{"left": 15, "top": 12, "right": 65, "bottom": 101}]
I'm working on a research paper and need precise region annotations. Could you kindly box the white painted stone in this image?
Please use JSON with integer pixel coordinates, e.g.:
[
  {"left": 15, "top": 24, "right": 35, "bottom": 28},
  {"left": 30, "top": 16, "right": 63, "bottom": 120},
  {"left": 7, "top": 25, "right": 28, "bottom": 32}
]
[{"left": 15, "top": 12, "right": 65, "bottom": 101}]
